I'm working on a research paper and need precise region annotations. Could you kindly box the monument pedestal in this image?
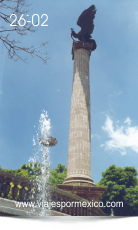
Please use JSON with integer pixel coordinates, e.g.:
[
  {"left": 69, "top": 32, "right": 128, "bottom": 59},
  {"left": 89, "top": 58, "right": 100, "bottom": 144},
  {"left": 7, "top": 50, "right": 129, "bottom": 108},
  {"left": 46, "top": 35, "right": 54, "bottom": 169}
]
[{"left": 57, "top": 184, "right": 106, "bottom": 202}]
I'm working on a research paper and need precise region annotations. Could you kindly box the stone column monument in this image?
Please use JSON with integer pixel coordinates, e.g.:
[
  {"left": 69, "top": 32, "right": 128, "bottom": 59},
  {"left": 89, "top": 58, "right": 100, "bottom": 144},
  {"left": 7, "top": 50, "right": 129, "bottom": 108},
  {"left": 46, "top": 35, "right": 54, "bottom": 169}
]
[
  {"left": 57, "top": 5, "right": 106, "bottom": 203},
  {"left": 64, "top": 41, "right": 95, "bottom": 186}
]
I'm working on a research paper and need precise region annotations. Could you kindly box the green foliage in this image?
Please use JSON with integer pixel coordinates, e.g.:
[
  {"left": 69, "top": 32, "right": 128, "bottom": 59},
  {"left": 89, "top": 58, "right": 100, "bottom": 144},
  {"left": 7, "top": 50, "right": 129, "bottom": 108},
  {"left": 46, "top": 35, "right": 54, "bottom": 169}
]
[
  {"left": 19, "top": 162, "right": 42, "bottom": 179},
  {"left": 98, "top": 164, "right": 138, "bottom": 216},
  {"left": 49, "top": 163, "right": 67, "bottom": 187},
  {"left": 2, "top": 162, "right": 42, "bottom": 179}
]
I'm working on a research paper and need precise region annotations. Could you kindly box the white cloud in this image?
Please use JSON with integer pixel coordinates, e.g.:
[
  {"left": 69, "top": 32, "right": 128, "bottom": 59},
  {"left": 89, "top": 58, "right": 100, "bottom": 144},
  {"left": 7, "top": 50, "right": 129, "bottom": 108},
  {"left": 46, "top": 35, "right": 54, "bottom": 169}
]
[
  {"left": 124, "top": 117, "right": 132, "bottom": 125},
  {"left": 101, "top": 116, "right": 138, "bottom": 155}
]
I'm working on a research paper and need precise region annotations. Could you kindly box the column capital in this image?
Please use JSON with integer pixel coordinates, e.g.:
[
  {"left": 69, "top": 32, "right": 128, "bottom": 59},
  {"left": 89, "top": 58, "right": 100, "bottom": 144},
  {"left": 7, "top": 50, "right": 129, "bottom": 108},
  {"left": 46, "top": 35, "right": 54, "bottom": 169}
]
[{"left": 71, "top": 40, "right": 96, "bottom": 60}]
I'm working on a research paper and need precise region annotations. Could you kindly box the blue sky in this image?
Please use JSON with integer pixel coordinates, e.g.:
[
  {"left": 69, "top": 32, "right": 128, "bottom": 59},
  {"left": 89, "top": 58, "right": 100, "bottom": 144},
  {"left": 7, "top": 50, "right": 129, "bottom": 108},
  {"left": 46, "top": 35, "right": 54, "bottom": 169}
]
[{"left": 1, "top": 0, "right": 138, "bottom": 184}]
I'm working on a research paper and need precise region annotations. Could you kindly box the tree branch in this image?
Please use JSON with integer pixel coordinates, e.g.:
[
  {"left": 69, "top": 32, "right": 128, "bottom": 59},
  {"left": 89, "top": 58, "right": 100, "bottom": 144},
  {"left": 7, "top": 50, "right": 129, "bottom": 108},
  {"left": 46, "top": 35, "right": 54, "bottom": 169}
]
[{"left": 0, "top": 0, "right": 49, "bottom": 64}]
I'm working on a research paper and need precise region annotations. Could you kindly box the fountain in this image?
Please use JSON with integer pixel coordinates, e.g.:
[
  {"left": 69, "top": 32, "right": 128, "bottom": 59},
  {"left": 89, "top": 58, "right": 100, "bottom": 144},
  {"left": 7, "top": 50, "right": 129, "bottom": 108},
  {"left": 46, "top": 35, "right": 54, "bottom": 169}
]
[{"left": 29, "top": 110, "right": 57, "bottom": 216}]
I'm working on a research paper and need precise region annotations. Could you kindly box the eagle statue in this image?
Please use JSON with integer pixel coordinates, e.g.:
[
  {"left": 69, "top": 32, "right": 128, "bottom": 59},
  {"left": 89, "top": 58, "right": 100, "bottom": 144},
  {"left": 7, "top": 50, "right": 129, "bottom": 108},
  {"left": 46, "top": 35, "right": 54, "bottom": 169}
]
[{"left": 71, "top": 5, "right": 97, "bottom": 49}]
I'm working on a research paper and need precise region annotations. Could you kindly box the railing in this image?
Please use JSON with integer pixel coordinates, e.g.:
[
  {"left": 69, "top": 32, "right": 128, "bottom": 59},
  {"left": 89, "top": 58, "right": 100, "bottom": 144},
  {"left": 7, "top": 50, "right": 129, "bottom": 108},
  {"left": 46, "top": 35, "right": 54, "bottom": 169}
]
[
  {"left": 0, "top": 170, "right": 105, "bottom": 216},
  {"left": 0, "top": 170, "right": 33, "bottom": 201}
]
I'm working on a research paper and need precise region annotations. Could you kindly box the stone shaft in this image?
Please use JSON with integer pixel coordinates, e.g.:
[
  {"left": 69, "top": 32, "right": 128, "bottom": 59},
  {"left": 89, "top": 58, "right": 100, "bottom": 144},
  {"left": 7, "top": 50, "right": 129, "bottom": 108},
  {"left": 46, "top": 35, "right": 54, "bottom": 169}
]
[{"left": 64, "top": 41, "right": 94, "bottom": 186}]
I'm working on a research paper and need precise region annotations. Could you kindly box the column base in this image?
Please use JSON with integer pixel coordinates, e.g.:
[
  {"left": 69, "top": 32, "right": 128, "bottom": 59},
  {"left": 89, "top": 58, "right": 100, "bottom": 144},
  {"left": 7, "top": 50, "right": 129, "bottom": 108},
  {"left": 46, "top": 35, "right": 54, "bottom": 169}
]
[
  {"left": 63, "top": 176, "right": 95, "bottom": 187},
  {"left": 56, "top": 184, "right": 106, "bottom": 202}
]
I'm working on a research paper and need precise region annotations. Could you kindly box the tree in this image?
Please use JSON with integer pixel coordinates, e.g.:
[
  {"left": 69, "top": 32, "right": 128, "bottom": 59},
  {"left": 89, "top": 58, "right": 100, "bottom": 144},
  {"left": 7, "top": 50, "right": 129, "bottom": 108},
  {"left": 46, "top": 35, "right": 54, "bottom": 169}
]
[
  {"left": 2, "top": 162, "right": 42, "bottom": 179},
  {"left": 1, "top": 162, "right": 67, "bottom": 186},
  {"left": 49, "top": 163, "right": 67, "bottom": 187},
  {"left": 98, "top": 164, "right": 138, "bottom": 216},
  {"left": 0, "top": 0, "right": 49, "bottom": 63}
]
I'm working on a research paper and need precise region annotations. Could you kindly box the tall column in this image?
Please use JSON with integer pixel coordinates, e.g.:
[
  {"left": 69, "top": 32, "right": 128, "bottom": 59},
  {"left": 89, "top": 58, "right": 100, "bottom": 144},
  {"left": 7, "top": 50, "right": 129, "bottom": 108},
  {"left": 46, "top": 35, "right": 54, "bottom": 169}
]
[
  {"left": 57, "top": 41, "right": 106, "bottom": 202},
  {"left": 64, "top": 41, "right": 95, "bottom": 186}
]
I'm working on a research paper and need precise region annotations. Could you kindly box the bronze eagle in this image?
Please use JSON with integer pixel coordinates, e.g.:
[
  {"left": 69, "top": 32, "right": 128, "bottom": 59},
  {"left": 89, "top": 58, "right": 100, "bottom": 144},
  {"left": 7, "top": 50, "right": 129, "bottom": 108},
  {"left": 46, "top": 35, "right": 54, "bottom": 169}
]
[{"left": 71, "top": 5, "right": 97, "bottom": 47}]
